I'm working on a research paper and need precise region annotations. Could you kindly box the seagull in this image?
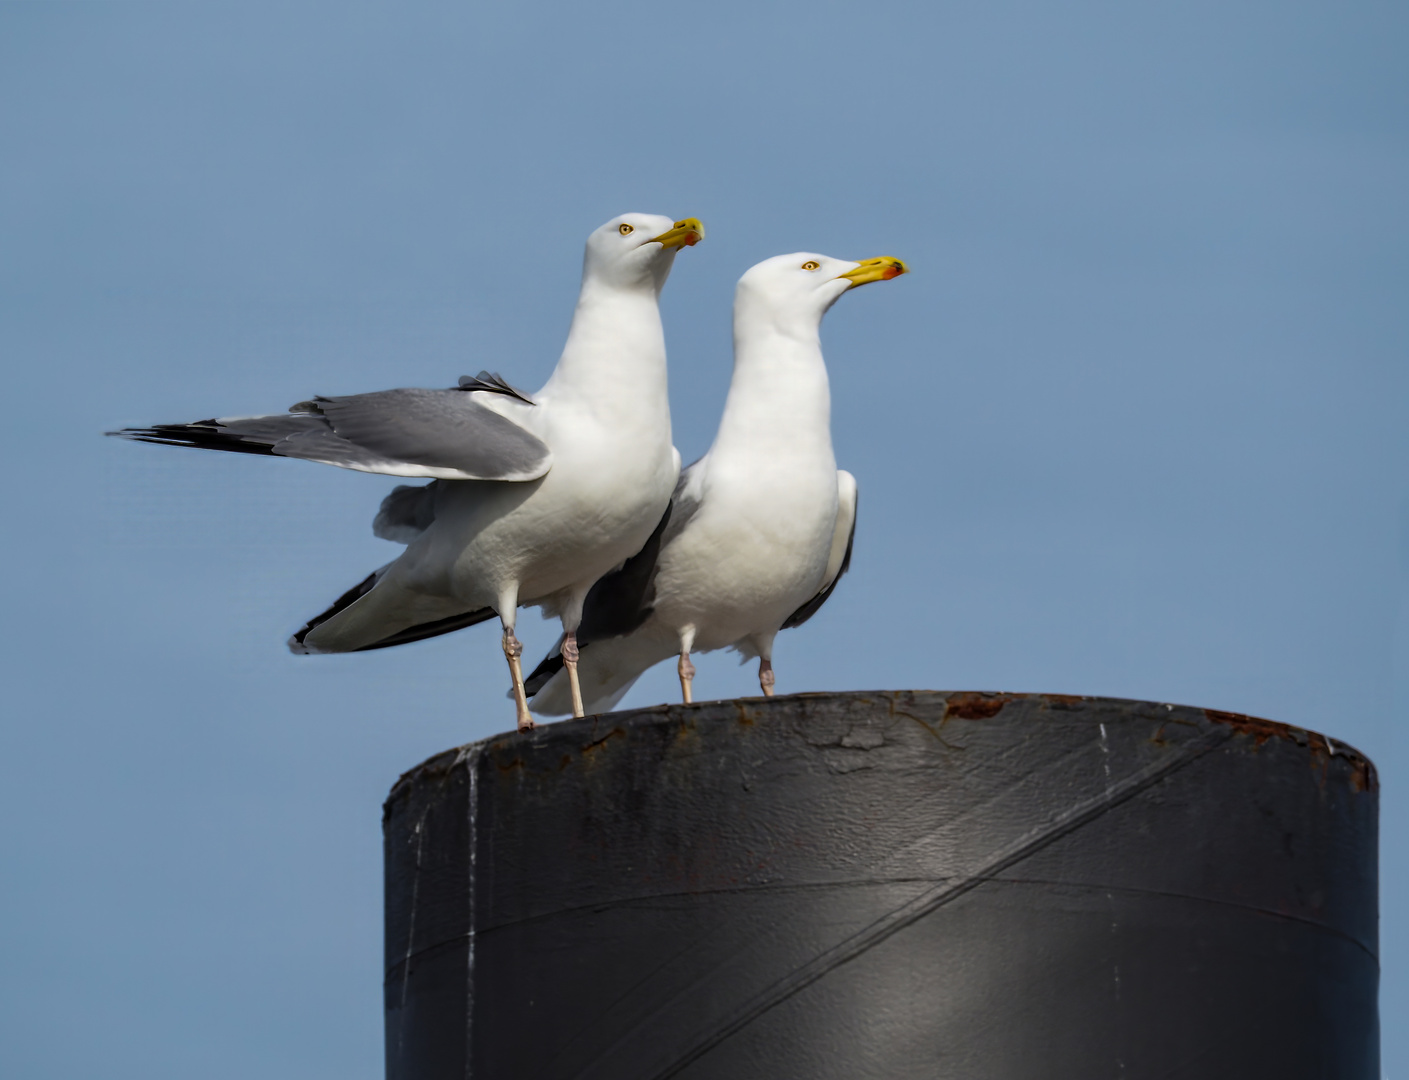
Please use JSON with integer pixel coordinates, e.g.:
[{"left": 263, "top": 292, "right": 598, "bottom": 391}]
[
  {"left": 521, "top": 251, "right": 907, "bottom": 716},
  {"left": 112, "top": 213, "right": 704, "bottom": 729}
]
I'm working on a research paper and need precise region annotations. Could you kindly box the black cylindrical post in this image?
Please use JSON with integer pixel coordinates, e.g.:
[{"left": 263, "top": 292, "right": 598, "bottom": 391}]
[{"left": 383, "top": 691, "right": 1378, "bottom": 1079}]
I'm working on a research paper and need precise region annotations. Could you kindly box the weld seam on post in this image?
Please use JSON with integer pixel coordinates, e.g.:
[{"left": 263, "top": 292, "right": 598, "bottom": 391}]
[
  {"left": 992, "top": 875, "right": 1378, "bottom": 962},
  {"left": 646, "top": 725, "right": 1235, "bottom": 1080},
  {"left": 385, "top": 862, "right": 1375, "bottom": 982},
  {"left": 394, "top": 816, "right": 426, "bottom": 1065},
  {"left": 465, "top": 753, "right": 478, "bottom": 1080},
  {"left": 467, "top": 877, "right": 956, "bottom": 937}
]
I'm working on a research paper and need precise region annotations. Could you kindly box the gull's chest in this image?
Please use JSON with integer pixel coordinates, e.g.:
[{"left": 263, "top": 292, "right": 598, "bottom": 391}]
[
  {"left": 538, "top": 406, "right": 674, "bottom": 522},
  {"left": 654, "top": 458, "right": 838, "bottom": 633},
  {"left": 421, "top": 405, "right": 676, "bottom": 601}
]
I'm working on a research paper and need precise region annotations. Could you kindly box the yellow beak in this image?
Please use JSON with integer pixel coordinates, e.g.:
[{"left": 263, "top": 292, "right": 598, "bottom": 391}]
[
  {"left": 839, "top": 256, "right": 908, "bottom": 287},
  {"left": 649, "top": 217, "right": 706, "bottom": 249}
]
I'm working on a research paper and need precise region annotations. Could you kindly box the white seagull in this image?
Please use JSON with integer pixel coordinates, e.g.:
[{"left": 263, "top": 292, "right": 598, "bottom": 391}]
[
  {"left": 112, "top": 213, "right": 704, "bottom": 729},
  {"left": 521, "top": 251, "right": 907, "bottom": 715}
]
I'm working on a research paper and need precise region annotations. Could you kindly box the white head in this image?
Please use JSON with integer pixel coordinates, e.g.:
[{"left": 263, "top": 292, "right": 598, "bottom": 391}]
[
  {"left": 734, "top": 252, "right": 908, "bottom": 340},
  {"left": 582, "top": 213, "right": 705, "bottom": 294}
]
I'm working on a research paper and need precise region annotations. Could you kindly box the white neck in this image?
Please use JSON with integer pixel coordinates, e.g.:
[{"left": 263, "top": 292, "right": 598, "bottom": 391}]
[
  {"left": 538, "top": 276, "right": 671, "bottom": 426},
  {"left": 710, "top": 310, "right": 833, "bottom": 464}
]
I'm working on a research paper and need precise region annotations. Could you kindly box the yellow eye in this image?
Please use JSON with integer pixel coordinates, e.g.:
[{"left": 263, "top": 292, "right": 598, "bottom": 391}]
[
  {"left": 619, "top": 223, "right": 635, "bottom": 236},
  {"left": 802, "top": 260, "right": 820, "bottom": 271}
]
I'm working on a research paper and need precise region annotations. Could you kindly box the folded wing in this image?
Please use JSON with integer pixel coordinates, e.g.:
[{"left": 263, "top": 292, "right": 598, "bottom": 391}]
[
  {"left": 781, "top": 470, "right": 858, "bottom": 629},
  {"left": 287, "top": 561, "right": 497, "bottom": 655}
]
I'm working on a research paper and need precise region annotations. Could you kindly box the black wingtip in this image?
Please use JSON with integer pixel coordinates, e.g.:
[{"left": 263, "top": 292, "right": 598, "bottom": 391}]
[
  {"left": 351, "top": 607, "right": 496, "bottom": 652},
  {"left": 107, "top": 422, "right": 279, "bottom": 456},
  {"left": 106, "top": 426, "right": 183, "bottom": 441},
  {"left": 293, "top": 568, "right": 497, "bottom": 654},
  {"left": 289, "top": 569, "right": 383, "bottom": 653},
  {"left": 457, "top": 371, "right": 535, "bottom": 405},
  {"left": 523, "top": 645, "right": 568, "bottom": 697}
]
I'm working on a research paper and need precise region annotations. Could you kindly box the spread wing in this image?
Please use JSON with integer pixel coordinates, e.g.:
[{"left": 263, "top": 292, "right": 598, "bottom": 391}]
[
  {"left": 109, "top": 373, "right": 552, "bottom": 482},
  {"left": 782, "top": 470, "right": 857, "bottom": 630}
]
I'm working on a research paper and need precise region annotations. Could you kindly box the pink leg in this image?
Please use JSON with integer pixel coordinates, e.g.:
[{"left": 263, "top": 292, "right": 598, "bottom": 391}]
[
  {"left": 759, "top": 658, "right": 775, "bottom": 697},
  {"left": 562, "top": 631, "right": 585, "bottom": 718},
  {"left": 503, "top": 629, "right": 534, "bottom": 731},
  {"left": 678, "top": 652, "right": 696, "bottom": 704}
]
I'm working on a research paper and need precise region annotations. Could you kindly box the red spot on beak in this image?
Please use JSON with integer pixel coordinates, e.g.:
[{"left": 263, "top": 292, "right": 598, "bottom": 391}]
[{"left": 882, "top": 266, "right": 901, "bottom": 279}]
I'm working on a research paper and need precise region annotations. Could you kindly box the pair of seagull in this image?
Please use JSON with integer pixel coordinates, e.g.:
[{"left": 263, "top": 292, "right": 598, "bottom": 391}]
[{"left": 114, "top": 213, "right": 906, "bottom": 730}]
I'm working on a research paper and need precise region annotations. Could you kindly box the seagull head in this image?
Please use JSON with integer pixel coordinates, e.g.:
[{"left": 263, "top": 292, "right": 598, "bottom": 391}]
[
  {"left": 583, "top": 213, "right": 706, "bottom": 293},
  {"left": 735, "top": 253, "right": 908, "bottom": 338}
]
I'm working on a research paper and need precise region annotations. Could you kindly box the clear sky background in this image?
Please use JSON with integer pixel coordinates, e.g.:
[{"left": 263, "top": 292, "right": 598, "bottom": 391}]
[{"left": 2, "top": 2, "right": 1405, "bottom": 1076}]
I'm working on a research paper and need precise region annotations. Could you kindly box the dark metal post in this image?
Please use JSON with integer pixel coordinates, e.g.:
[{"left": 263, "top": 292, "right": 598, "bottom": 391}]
[{"left": 384, "top": 691, "right": 1378, "bottom": 1079}]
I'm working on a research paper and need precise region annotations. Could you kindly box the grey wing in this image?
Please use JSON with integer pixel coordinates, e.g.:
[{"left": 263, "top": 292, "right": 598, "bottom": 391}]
[
  {"left": 524, "top": 457, "right": 707, "bottom": 696},
  {"left": 656, "top": 456, "right": 706, "bottom": 551},
  {"left": 372, "top": 481, "right": 440, "bottom": 543},
  {"left": 110, "top": 386, "right": 552, "bottom": 482},
  {"left": 782, "top": 470, "right": 858, "bottom": 630}
]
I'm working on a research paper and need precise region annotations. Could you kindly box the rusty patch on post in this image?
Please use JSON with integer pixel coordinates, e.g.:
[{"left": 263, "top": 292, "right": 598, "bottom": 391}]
[
  {"left": 1203, "top": 709, "right": 1296, "bottom": 745},
  {"left": 944, "top": 692, "right": 1016, "bottom": 721},
  {"left": 1204, "top": 708, "right": 1378, "bottom": 793},
  {"left": 581, "top": 727, "right": 624, "bottom": 759},
  {"left": 1348, "top": 755, "right": 1377, "bottom": 793}
]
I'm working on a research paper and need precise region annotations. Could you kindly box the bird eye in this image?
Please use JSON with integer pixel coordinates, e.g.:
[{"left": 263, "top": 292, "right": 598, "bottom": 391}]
[
  {"left": 802, "top": 260, "right": 820, "bottom": 271},
  {"left": 619, "top": 223, "right": 635, "bottom": 236}
]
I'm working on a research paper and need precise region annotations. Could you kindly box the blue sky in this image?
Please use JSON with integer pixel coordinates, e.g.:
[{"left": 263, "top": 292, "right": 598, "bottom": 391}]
[{"left": 2, "top": 2, "right": 1406, "bottom": 1076}]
